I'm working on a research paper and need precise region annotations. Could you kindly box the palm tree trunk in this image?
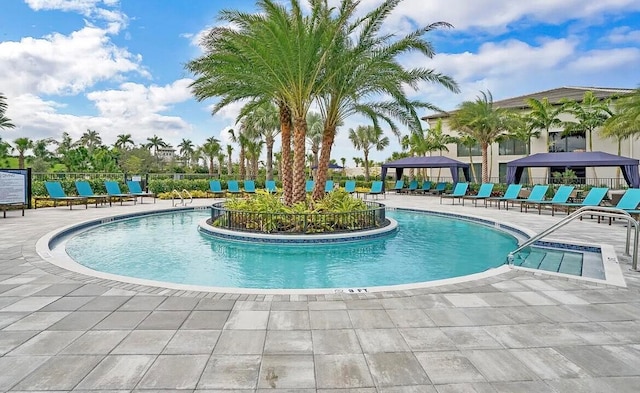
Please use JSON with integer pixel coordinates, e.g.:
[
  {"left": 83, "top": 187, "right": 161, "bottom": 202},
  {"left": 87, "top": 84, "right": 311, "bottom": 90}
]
[
  {"left": 279, "top": 103, "right": 293, "bottom": 205},
  {"left": 311, "top": 148, "right": 319, "bottom": 181},
  {"left": 364, "top": 151, "right": 370, "bottom": 182},
  {"left": 18, "top": 153, "right": 25, "bottom": 169},
  {"left": 292, "top": 116, "right": 307, "bottom": 203},
  {"left": 209, "top": 157, "right": 214, "bottom": 175},
  {"left": 266, "top": 138, "right": 274, "bottom": 181},
  {"left": 313, "top": 125, "right": 335, "bottom": 201},
  {"left": 239, "top": 147, "right": 246, "bottom": 180},
  {"left": 482, "top": 143, "right": 489, "bottom": 183},
  {"left": 468, "top": 149, "right": 477, "bottom": 182},
  {"left": 227, "top": 153, "right": 232, "bottom": 176}
]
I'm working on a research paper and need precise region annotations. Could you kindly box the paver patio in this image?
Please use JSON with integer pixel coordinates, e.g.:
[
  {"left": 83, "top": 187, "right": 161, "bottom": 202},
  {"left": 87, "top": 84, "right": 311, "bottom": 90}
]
[{"left": 1, "top": 194, "right": 639, "bottom": 392}]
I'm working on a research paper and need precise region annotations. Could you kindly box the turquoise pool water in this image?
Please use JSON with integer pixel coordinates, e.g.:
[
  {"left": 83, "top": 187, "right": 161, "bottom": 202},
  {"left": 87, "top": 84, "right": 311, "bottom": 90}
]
[{"left": 65, "top": 210, "right": 518, "bottom": 289}]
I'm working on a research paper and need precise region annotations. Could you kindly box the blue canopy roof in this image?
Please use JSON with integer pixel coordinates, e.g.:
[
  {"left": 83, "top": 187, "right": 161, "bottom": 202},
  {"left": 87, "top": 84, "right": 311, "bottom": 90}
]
[
  {"left": 506, "top": 151, "right": 640, "bottom": 188},
  {"left": 381, "top": 156, "right": 470, "bottom": 186}
]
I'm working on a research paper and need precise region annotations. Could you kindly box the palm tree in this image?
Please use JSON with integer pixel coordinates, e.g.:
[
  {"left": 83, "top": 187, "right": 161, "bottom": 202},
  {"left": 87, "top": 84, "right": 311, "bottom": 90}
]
[
  {"left": 340, "top": 157, "right": 346, "bottom": 176},
  {"left": 525, "top": 96, "right": 563, "bottom": 181},
  {"left": 228, "top": 128, "right": 247, "bottom": 180},
  {"left": 187, "top": 0, "right": 340, "bottom": 204},
  {"left": 601, "top": 88, "right": 640, "bottom": 185},
  {"left": 306, "top": 111, "right": 324, "bottom": 180},
  {"left": 13, "top": 137, "right": 33, "bottom": 169},
  {"left": 79, "top": 129, "right": 102, "bottom": 152},
  {"left": 145, "top": 135, "right": 168, "bottom": 155},
  {"left": 348, "top": 125, "right": 389, "bottom": 181},
  {"left": 0, "top": 93, "right": 16, "bottom": 130},
  {"left": 201, "top": 137, "right": 221, "bottom": 176},
  {"left": 449, "top": 91, "right": 509, "bottom": 183},
  {"left": 226, "top": 144, "right": 234, "bottom": 176},
  {"left": 245, "top": 138, "right": 264, "bottom": 180},
  {"left": 239, "top": 101, "right": 280, "bottom": 181},
  {"left": 456, "top": 135, "right": 479, "bottom": 182},
  {"left": 216, "top": 152, "right": 226, "bottom": 178},
  {"left": 114, "top": 134, "right": 135, "bottom": 150},
  {"left": 178, "top": 139, "right": 195, "bottom": 167},
  {"left": 312, "top": 0, "right": 458, "bottom": 199}
]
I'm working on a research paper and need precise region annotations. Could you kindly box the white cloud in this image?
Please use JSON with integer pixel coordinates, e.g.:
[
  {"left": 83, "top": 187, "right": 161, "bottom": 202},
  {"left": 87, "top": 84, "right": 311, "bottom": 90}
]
[
  {"left": 0, "top": 26, "right": 148, "bottom": 97},
  {"left": 607, "top": 26, "right": 640, "bottom": 44},
  {"left": 25, "top": 0, "right": 126, "bottom": 26}
]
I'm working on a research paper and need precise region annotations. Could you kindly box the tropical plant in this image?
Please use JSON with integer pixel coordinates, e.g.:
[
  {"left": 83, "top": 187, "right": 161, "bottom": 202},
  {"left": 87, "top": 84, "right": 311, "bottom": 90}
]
[
  {"left": 0, "top": 93, "right": 16, "bottom": 130},
  {"left": 348, "top": 125, "right": 389, "bottom": 181},
  {"left": 228, "top": 128, "right": 247, "bottom": 180},
  {"left": 306, "top": 111, "right": 324, "bottom": 179},
  {"left": 114, "top": 133, "right": 135, "bottom": 150},
  {"left": 245, "top": 137, "right": 264, "bottom": 180},
  {"left": 79, "top": 129, "right": 102, "bottom": 153},
  {"left": 562, "top": 91, "right": 613, "bottom": 152},
  {"left": 312, "top": 0, "right": 458, "bottom": 199},
  {"left": 456, "top": 135, "right": 479, "bottom": 182},
  {"left": 178, "top": 139, "right": 195, "bottom": 167},
  {"left": 145, "top": 135, "right": 168, "bottom": 155},
  {"left": 239, "top": 101, "right": 280, "bottom": 181},
  {"left": 201, "top": 137, "right": 221, "bottom": 176},
  {"left": 226, "top": 144, "right": 234, "bottom": 176},
  {"left": 601, "top": 88, "right": 640, "bottom": 184},
  {"left": 216, "top": 152, "right": 226, "bottom": 177},
  {"left": 13, "top": 137, "right": 33, "bottom": 169},
  {"left": 449, "top": 91, "right": 509, "bottom": 183}
]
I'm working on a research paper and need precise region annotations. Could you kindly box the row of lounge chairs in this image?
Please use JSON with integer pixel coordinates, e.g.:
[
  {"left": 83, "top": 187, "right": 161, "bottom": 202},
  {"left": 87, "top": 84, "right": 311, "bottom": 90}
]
[
  {"left": 35, "top": 180, "right": 155, "bottom": 209},
  {"left": 438, "top": 182, "right": 640, "bottom": 218}
]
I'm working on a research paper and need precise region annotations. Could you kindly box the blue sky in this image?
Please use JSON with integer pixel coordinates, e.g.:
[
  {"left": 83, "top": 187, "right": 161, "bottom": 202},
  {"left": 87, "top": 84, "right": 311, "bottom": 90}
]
[{"left": 1, "top": 0, "right": 639, "bottom": 165}]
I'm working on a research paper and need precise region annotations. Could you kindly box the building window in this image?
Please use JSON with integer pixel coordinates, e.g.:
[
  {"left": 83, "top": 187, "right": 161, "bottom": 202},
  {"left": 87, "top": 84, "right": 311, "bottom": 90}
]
[
  {"left": 499, "top": 139, "right": 527, "bottom": 155},
  {"left": 548, "top": 131, "right": 586, "bottom": 153},
  {"left": 457, "top": 142, "right": 482, "bottom": 157}
]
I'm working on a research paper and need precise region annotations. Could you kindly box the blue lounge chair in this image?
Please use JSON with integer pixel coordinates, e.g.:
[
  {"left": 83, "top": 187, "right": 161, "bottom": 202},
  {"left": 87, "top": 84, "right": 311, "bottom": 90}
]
[
  {"left": 325, "top": 180, "right": 335, "bottom": 193},
  {"left": 243, "top": 180, "right": 256, "bottom": 194},
  {"left": 344, "top": 180, "right": 356, "bottom": 194},
  {"left": 416, "top": 181, "right": 432, "bottom": 194},
  {"left": 461, "top": 183, "right": 494, "bottom": 206},
  {"left": 401, "top": 180, "right": 418, "bottom": 194},
  {"left": 429, "top": 182, "right": 447, "bottom": 195},
  {"left": 207, "top": 180, "right": 225, "bottom": 198},
  {"left": 104, "top": 181, "right": 136, "bottom": 205},
  {"left": 508, "top": 185, "right": 549, "bottom": 211},
  {"left": 606, "top": 188, "right": 640, "bottom": 223},
  {"left": 305, "top": 180, "right": 315, "bottom": 193},
  {"left": 367, "top": 181, "right": 385, "bottom": 199},
  {"left": 440, "top": 182, "right": 469, "bottom": 204},
  {"left": 521, "top": 185, "right": 574, "bottom": 214},
  {"left": 36, "top": 181, "right": 88, "bottom": 209},
  {"left": 392, "top": 180, "right": 405, "bottom": 193},
  {"left": 265, "top": 180, "right": 277, "bottom": 194},
  {"left": 551, "top": 187, "right": 609, "bottom": 216},
  {"left": 486, "top": 184, "right": 523, "bottom": 209},
  {"left": 227, "top": 180, "right": 241, "bottom": 196},
  {"left": 126, "top": 180, "right": 156, "bottom": 203},
  {"left": 75, "top": 180, "right": 110, "bottom": 207}
]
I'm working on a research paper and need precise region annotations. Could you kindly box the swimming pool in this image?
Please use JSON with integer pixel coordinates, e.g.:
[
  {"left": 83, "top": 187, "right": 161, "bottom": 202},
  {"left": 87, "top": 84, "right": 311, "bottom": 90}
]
[{"left": 62, "top": 209, "right": 518, "bottom": 290}]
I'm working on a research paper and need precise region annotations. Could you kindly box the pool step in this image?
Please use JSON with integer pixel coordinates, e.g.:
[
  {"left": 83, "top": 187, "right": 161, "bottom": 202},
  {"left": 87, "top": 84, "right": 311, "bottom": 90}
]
[{"left": 515, "top": 248, "right": 583, "bottom": 276}]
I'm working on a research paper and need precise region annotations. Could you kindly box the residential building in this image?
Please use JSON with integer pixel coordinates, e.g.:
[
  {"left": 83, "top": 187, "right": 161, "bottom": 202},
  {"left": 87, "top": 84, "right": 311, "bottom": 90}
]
[
  {"left": 422, "top": 86, "right": 635, "bottom": 186},
  {"left": 155, "top": 147, "right": 176, "bottom": 163}
]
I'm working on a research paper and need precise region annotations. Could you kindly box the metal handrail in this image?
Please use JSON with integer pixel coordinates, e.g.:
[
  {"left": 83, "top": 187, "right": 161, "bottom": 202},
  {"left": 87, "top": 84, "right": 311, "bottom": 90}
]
[
  {"left": 181, "top": 189, "right": 193, "bottom": 205},
  {"left": 507, "top": 206, "right": 640, "bottom": 270},
  {"left": 171, "top": 189, "right": 184, "bottom": 207}
]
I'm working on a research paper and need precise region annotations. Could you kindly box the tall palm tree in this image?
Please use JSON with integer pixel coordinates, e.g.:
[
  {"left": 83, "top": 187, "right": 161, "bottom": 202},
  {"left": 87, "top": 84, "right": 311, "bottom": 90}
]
[
  {"left": 306, "top": 111, "right": 324, "bottom": 180},
  {"left": 525, "top": 96, "right": 563, "bottom": 181},
  {"left": 226, "top": 144, "right": 234, "bottom": 176},
  {"left": 239, "top": 101, "right": 280, "bottom": 181},
  {"left": 114, "top": 134, "right": 135, "bottom": 150},
  {"left": 201, "top": 137, "right": 221, "bottom": 176},
  {"left": 187, "top": 0, "right": 354, "bottom": 204},
  {"left": 601, "top": 88, "right": 640, "bottom": 185},
  {"left": 178, "top": 138, "right": 195, "bottom": 167},
  {"left": 228, "top": 128, "right": 247, "bottom": 180},
  {"left": 145, "top": 135, "right": 168, "bottom": 155},
  {"left": 0, "top": 93, "right": 16, "bottom": 130},
  {"left": 245, "top": 138, "right": 264, "bottom": 180},
  {"left": 348, "top": 125, "right": 389, "bottom": 181},
  {"left": 13, "top": 137, "right": 33, "bottom": 169},
  {"left": 457, "top": 135, "right": 479, "bottom": 182},
  {"left": 216, "top": 152, "right": 226, "bottom": 178},
  {"left": 449, "top": 91, "right": 508, "bottom": 183},
  {"left": 340, "top": 157, "right": 346, "bottom": 176},
  {"left": 79, "top": 129, "right": 102, "bottom": 152},
  {"left": 312, "top": 1, "right": 457, "bottom": 199}
]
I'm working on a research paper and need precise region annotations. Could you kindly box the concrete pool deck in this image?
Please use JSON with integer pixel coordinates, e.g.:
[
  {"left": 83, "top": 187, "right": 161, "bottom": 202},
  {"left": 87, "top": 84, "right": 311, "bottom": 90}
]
[{"left": 1, "top": 194, "right": 639, "bottom": 392}]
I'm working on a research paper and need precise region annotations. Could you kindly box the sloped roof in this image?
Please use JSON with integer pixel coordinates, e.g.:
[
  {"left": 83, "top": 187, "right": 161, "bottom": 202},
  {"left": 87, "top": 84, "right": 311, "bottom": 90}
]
[
  {"left": 506, "top": 151, "right": 638, "bottom": 168},
  {"left": 422, "top": 86, "right": 635, "bottom": 120},
  {"left": 382, "top": 155, "right": 469, "bottom": 168}
]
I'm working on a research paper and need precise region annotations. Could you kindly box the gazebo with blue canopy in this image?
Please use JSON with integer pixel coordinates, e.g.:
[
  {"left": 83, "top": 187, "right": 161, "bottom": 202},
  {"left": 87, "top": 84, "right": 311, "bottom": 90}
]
[
  {"left": 381, "top": 156, "right": 471, "bottom": 190},
  {"left": 506, "top": 151, "right": 640, "bottom": 188}
]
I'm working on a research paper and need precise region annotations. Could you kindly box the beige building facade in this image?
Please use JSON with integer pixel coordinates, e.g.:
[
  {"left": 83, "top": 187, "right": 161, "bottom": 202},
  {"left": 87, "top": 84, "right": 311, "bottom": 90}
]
[{"left": 422, "top": 87, "right": 635, "bottom": 187}]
